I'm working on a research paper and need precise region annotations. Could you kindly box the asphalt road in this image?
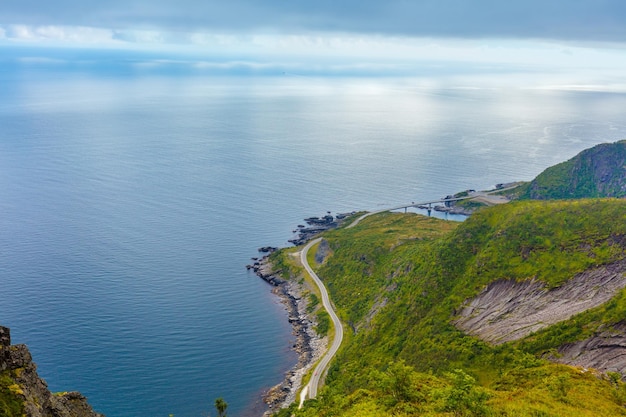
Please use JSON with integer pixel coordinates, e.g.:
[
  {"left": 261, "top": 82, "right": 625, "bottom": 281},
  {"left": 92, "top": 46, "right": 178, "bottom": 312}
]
[{"left": 299, "top": 237, "right": 344, "bottom": 405}]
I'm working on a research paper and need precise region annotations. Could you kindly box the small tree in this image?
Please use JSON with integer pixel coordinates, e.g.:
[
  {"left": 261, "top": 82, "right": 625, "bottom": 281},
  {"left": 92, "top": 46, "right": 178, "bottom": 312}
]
[
  {"left": 438, "top": 369, "right": 489, "bottom": 416},
  {"left": 214, "top": 397, "right": 228, "bottom": 417}
]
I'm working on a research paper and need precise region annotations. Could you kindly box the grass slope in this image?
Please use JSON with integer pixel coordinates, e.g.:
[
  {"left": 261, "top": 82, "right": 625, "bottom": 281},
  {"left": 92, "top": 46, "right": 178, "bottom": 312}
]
[{"left": 273, "top": 199, "right": 626, "bottom": 417}]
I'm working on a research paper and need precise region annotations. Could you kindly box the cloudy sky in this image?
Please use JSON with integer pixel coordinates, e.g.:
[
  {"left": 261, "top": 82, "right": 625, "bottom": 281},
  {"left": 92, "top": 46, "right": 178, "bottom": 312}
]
[{"left": 1, "top": 1, "right": 626, "bottom": 83}]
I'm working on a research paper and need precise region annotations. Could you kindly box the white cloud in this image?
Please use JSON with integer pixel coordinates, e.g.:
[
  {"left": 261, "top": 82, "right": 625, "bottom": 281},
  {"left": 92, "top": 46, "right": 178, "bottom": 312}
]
[
  {"left": 2, "top": 23, "right": 626, "bottom": 91},
  {"left": 2, "top": 24, "right": 120, "bottom": 45},
  {"left": 0, "top": 23, "right": 624, "bottom": 73}
]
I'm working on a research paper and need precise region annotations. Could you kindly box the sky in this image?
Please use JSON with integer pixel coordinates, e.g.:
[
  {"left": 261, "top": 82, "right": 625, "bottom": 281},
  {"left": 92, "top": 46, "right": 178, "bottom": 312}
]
[{"left": 1, "top": 1, "right": 626, "bottom": 85}]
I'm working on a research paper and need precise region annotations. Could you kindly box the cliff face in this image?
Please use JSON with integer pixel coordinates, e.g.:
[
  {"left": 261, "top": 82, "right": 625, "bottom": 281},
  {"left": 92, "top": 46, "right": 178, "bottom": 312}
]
[
  {"left": 455, "top": 259, "right": 626, "bottom": 345},
  {"left": 554, "top": 321, "right": 626, "bottom": 375},
  {"left": 523, "top": 140, "right": 626, "bottom": 199},
  {"left": 0, "top": 326, "right": 103, "bottom": 417}
]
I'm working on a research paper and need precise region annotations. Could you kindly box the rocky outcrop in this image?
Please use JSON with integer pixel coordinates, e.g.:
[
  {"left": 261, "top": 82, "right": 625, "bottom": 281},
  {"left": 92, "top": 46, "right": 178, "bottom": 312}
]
[
  {"left": 288, "top": 213, "right": 350, "bottom": 246},
  {"left": 454, "top": 259, "right": 626, "bottom": 345},
  {"left": 433, "top": 204, "right": 474, "bottom": 215},
  {"left": 248, "top": 253, "right": 286, "bottom": 286},
  {"left": 314, "top": 239, "right": 331, "bottom": 264},
  {"left": 554, "top": 322, "right": 626, "bottom": 376},
  {"left": 0, "top": 326, "right": 103, "bottom": 417}
]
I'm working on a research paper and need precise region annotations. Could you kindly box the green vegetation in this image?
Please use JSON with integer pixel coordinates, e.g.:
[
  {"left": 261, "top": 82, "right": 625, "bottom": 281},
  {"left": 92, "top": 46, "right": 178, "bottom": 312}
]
[
  {"left": 453, "top": 199, "right": 487, "bottom": 211},
  {"left": 214, "top": 397, "right": 228, "bottom": 417},
  {"left": 0, "top": 371, "right": 25, "bottom": 417},
  {"left": 518, "top": 140, "right": 626, "bottom": 200},
  {"left": 315, "top": 310, "right": 331, "bottom": 336},
  {"left": 272, "top": 199, "right": 626, "bottom": 416},
  {"left": 306, "top": 293, "right": 320, "bottom": 313}
]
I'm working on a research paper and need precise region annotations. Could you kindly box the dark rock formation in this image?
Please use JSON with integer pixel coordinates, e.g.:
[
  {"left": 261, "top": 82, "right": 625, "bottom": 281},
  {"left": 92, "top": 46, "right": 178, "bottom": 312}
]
[
  {"left": 303, "top": 215, "right": 335, "bottom": 226},
  {"left": 0, "top": 325, "right": 104, "bottom": 417},
  {"left": 314, "top": 239, "right": 331, "bottom": 264},
  {"left": 258, "top": 246, "right": 278, "bottom": 253},
  {"left": 249, "top": 254, "right": 286, "bottom": 286},
  {"left": 288, "top": 213, "right": 347, "bottom": 246}
]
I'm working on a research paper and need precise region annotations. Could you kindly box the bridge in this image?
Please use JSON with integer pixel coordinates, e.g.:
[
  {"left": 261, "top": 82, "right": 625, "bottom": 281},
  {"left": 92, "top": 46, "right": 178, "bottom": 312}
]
[{"left": 348, "top": 187, "right": 512, "bottom": 228}]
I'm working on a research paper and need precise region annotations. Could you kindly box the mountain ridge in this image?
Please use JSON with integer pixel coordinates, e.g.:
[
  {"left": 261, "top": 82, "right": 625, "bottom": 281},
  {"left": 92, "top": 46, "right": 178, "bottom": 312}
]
[{"left": 520, "top": 139, "right": 626, "bottom": 200}]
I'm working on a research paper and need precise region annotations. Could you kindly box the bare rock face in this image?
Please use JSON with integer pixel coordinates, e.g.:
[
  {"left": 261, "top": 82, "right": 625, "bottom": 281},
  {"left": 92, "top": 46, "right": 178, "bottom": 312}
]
[
  {"left": 314, "top": 239, "right": 331, "bottom": 264},
  {"left": 0, "top": 325, "right": 104, "bottom": 417},
  {"left": 454, "top": 259, "right": 626, "bottom": 345},
  {"left": 554, "top": 322, "right": 626, "bottom": 375}
]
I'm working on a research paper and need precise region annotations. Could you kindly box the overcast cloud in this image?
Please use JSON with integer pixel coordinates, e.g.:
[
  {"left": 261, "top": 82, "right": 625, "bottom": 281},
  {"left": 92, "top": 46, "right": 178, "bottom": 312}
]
[{"left": 2, "top": 0, "right": 626, "bottom": 42}]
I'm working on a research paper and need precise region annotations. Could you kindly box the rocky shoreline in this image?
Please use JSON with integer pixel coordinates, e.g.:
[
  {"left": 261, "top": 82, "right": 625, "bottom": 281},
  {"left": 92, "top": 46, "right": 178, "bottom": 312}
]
[
  {"left": 248, "top": 204, "right": 476, "bottom": 414},
  {"left": 247, "top": 212, "right": 354, "bottom": 415},
  {"left": 252, "top": 253, "right": 327, "bottom": 415},
  {"left": 287, "top": 212, "right": 354, "bottom": 246}
]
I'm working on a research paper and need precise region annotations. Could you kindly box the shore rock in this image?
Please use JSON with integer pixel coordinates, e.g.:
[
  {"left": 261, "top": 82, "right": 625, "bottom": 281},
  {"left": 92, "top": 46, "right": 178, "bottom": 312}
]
[
  {"left": 289, "top": 213, "right": 346, "bottom": 246},
  {"left": 252, "top": 256, "right": 327, "bottom": 414}
]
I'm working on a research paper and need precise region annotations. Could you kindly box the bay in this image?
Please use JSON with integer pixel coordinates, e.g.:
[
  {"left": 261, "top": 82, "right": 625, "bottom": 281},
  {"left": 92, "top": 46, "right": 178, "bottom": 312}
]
[{"left": 1, "top": 73, "right": 626, "bottom": 416}]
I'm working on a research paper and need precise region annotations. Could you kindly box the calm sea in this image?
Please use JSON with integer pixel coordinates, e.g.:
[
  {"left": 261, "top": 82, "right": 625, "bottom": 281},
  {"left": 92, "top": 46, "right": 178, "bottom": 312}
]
[{"left": 1, "top": 72, "right": 626, "bottom": 417}]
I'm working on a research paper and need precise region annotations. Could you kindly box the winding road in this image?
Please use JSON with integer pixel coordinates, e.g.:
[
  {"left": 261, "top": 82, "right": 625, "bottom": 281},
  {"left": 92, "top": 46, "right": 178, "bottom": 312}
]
[
  {"left": 298, "top": 237, "right": 344, "bottom": 407},
  {"left": 296, "top": 186, "right": 515, "bottom": 407}
]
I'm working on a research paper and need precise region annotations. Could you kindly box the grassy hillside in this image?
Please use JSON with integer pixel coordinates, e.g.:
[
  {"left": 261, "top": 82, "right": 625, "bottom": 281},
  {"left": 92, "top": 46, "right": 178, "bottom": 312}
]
[
  {"left": 273, "top": 199, "right": 626, "bottom": 416},
  {"left": 518, "top": 140, "right": 626, "bottom": 200}
]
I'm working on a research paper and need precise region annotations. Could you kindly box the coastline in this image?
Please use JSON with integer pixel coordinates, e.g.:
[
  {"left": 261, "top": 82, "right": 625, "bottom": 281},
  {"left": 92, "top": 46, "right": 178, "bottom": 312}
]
[
  {"left": 247, "top": 213, "right": 351, "bottom": 414},
  {"left": 252, "top": 254, "right": 327, "bottom": 414},
  {"left": 249, "top": 202, "right": 476, "bottom": 413}
]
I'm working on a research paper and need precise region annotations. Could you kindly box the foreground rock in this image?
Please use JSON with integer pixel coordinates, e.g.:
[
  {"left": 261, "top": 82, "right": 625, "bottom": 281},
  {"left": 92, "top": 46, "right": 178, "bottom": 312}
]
[{"left": 0, "top": 326, "right": 104, "bottom": 417}]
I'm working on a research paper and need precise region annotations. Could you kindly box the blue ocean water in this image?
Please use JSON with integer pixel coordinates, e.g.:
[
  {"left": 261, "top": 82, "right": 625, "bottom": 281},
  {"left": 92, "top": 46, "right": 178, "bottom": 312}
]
[{"left": 1, "top": 72, "right": 626, "bottom": 417}]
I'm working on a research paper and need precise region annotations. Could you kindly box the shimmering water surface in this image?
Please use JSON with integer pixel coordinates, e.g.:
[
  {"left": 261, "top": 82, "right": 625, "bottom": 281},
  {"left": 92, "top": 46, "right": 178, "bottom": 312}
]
[{"left": 1, "top": 72, "right": 626, "bottom": 416}]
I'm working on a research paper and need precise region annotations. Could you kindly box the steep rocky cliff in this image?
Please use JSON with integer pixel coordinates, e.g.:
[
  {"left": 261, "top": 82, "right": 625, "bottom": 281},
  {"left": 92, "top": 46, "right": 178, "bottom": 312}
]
[{"left": 0, "top": 326, "right": 103, "bottom": 417}]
